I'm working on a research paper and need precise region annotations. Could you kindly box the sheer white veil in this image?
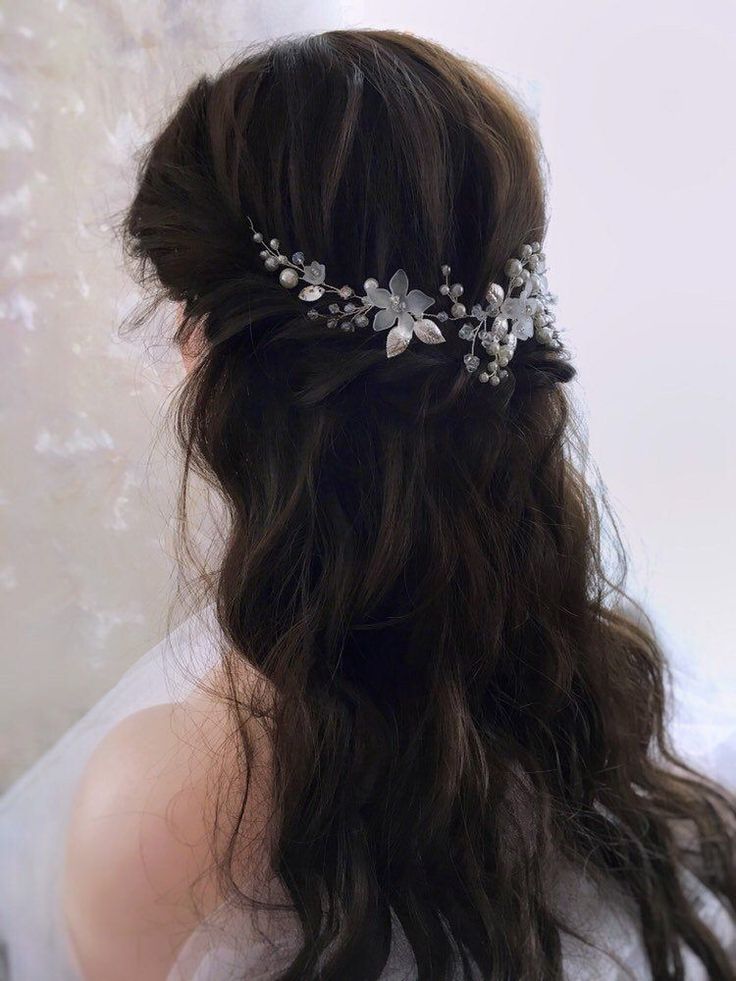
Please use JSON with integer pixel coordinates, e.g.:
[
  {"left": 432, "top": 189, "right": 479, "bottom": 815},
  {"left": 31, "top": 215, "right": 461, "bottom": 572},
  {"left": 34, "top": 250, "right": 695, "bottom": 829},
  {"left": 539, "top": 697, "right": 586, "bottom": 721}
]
[{"left": 0, "top": 605, "right": 223, "bottom": 980}]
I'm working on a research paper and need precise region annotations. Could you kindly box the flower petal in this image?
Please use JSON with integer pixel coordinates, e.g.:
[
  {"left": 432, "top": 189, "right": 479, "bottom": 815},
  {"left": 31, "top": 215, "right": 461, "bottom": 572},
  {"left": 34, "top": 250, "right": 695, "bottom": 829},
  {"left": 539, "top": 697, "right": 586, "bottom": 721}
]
[
  {"left": 386, "top": 324, "right": 412, "bottom": 358},
  {"left": 511, "top": 315, "right": 534, "bottom": 341},
  {"left": 413, "top": 318, "right": 446, "bottom": 345},
  {"left": 365, "top": 286, "right": 392, "bottom": 309},
  {"left": 388, "top": 269, "right": 409, "bottom": 298},
  {"left": 302, "top": 262, "right": 326, "bottom": 285},
  {"left": 406, "top": 289, "right": 434, "bottom": 316},
  {"left": 501, "top": 297, "right": 525, "bottom": 320},
  {"left": 373, "top": 308, "right": 398, "bottom": 332},
  {"left": 397, "top": 312, "right": 415, "bottom": 336}
]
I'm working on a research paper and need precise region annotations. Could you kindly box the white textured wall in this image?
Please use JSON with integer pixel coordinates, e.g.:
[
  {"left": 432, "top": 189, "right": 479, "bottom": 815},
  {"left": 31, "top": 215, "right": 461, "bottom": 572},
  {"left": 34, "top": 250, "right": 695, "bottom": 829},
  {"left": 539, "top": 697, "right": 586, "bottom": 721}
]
[
  {"left": 0, "top": 0, "right": 362, "bottom": 788},
  {"left": 2, "top": 0, "right": 734, "bottom": 788}
]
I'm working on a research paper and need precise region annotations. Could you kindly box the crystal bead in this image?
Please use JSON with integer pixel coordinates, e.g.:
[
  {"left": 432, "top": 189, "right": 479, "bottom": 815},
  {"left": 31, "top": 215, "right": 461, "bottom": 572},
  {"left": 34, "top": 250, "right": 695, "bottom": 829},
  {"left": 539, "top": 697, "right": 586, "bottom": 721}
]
[
  {"left": 479, "top": 372, "right": 490, "bottom": 383},
  {"left": 436, "top": 311, "right": 448, "bottom": 322},
  {"left": 291, "top": 252, "right": 305, "bottom": 264},
  {"left": 363, "top": 277, "right": 379, "bottom": 291},
  {"left": 451, "top": 302, "right": 467, "bottom": 318},
  {"left": 264, "top": 256, "right": 280, "bottom": 271},
  {"left": 490, "top": 374, "right": 501, "bottom": 386},
  {"left": 326, "top": 318, "right": 337, "bottom": 329},
  {"left": 306, "top": 309, "right": 320, "bottom": 320},
  {"left": 458, "top": 323, "right": 475, "bottom": 340},
  {"left": 339, "top": 285, "right": 354, "bottom": 299},
  {"left": 344, "top": 303, "right": 356, "bottom": 313},
  {"left": 464, "top": 354, "right": 480, "bottom": 372},
  {"left": 340, "top": 321, "right": 354, "bottom": 331},
  {"left": 354, "top": 314, "right": 369, "bottom": 328},
  {"left": 329, "top": 303, "right": 340, "bottom": 314}
]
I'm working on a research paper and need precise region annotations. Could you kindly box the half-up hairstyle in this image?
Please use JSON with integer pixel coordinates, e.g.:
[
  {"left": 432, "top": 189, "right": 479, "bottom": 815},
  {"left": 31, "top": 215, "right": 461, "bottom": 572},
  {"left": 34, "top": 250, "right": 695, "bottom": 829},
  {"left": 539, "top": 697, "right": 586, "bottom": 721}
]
[{"left": 122, "top": 28, "right": 736, "bottom": 980}]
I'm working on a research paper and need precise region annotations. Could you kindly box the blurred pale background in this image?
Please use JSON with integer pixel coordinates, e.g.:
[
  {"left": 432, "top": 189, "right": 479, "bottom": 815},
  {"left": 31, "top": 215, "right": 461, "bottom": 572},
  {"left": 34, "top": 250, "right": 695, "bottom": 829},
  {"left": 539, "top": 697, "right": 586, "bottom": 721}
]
[{"left": 1, "top": 0, "right": 734, "bottom": 789}]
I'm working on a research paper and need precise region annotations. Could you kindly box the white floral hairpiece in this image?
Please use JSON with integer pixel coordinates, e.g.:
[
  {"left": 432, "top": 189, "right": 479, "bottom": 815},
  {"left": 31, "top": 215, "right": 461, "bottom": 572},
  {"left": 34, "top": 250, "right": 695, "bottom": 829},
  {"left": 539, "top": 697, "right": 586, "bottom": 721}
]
[{"left": 246, "top": 217, "right": 562, "bottom": 385}]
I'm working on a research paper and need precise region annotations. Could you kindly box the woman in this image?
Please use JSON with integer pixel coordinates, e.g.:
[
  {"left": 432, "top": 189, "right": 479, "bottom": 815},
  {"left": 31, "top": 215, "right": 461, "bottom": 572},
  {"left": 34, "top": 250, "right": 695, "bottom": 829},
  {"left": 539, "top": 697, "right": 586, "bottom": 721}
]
[{"left": 60, "top": 29, "right": 736, "bottom": 981}]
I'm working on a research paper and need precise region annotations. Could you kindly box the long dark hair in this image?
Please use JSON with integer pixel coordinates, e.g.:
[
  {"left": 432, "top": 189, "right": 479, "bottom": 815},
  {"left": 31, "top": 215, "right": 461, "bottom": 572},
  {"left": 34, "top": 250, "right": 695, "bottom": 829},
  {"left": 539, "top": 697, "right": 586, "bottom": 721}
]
[{"left": 121, "top": 29, "right": 736, "bottom": 980}]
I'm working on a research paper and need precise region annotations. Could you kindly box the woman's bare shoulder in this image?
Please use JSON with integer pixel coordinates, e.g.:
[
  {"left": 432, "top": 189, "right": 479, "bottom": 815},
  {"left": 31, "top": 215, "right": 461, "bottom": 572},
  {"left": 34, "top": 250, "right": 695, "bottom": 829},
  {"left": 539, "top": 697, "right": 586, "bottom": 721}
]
[{"left": 63, "top": 667, "right": 271, "bottom": 981}]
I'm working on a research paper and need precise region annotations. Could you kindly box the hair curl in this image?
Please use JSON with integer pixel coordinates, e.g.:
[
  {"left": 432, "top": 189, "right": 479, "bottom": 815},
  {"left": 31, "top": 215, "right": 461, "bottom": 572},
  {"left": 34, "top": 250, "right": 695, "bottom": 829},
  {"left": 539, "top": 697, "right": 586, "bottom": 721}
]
[{"left": 121, "top": 29, "right": 736, "bottom": 980}]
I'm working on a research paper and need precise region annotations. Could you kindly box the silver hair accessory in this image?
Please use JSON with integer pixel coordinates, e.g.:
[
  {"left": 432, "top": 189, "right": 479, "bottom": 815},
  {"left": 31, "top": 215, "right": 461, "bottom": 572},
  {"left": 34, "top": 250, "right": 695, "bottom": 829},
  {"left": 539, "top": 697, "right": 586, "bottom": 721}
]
[{"left": 246, "top": 217, "right": 562, "bottom": 385}]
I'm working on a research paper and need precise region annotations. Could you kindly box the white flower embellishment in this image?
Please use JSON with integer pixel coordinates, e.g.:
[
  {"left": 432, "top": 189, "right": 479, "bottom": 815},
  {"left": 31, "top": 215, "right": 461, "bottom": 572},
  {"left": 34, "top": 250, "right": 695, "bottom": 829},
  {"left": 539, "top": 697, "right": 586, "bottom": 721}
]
[
  {"left": 302, "top": 261, "right": 326, "bottom": 285},
  {"left": 365, "top": 269, "right": 444, "bottom": 358},
  {"left": 495, "top": 277, "right": 542, "bottom": 341}
]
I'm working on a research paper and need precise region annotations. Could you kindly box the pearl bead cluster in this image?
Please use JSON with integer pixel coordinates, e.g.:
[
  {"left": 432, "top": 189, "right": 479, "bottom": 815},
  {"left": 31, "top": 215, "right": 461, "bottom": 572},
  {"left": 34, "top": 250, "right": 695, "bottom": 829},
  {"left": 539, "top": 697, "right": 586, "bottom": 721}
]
[
  {"left": 441, "top": 243, "right": 562, "bottom": 385},
  {"left": 246, "top": 217, "right": 562, "bottom": 384}
]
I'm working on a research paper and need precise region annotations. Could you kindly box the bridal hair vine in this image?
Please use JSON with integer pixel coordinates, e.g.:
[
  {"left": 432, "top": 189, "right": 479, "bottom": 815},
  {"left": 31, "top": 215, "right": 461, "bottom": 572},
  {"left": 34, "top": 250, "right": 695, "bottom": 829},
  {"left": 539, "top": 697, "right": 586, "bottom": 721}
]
[{"left": 246, "top": 217, "right": 562, "bottom": 385}]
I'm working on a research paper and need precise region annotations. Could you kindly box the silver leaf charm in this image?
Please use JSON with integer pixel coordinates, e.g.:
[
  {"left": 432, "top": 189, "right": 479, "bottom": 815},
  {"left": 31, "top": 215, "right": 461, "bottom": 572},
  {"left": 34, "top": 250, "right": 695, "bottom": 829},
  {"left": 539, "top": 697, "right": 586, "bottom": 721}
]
[
  {"left": 386, "top": 325, "right": 412, "bottom": 358},
  {"left": 298, "top": 285, "right": 325, "bottom": 302},
  {"left": 413, "top": 319, "right": 446, "bottom": 345}
]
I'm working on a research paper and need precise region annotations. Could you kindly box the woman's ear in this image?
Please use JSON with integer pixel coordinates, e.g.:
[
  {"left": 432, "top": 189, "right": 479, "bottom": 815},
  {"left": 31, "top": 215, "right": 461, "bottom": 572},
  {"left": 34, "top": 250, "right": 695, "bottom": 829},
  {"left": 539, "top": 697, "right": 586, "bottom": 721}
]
[{"left": 179, "top": 308, "right": 206, "bottom": 374}]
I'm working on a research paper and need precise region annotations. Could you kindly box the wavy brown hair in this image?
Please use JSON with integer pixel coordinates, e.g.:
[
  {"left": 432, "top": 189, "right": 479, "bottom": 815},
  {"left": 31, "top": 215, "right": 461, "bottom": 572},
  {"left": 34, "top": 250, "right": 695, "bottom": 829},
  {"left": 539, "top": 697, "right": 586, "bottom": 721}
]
[{"left": 121, "top": 29, "right": 736, "bottom": 980}]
